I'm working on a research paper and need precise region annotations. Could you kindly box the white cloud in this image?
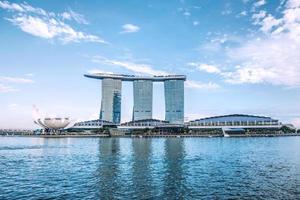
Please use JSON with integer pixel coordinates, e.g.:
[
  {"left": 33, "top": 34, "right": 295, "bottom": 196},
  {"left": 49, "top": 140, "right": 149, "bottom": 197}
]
[
  {"left": 257, "top": 14, "right": 282, "bottom": 34},
  {"left": 224, "top": 0, "right": 300, "bottom": 87},
  {"left": 61, "top": 9, "right": 88, "bottom": 25},
  {"left": 191, "top": 1, "right": 300, "bottom": 87},
  {"left": 210, "top": 34, "right": 241, "bottom": 44},
  {"left": 121, "top": 24, "right": 140, "bottom": 33},
  {"left": 87, "top": 69, "right": 114, "bottom": 74},
  {"left": 240, "top": 11, "right": 247, "bottom": 16},
  {"left": 61, "top": 12, "right": 71, "bottom": 20},
  {"left": 225, "top": 37, "right": 300, "bottom": 86},
  {"left": 252, "top": 10, "right": 267, "bottom": 23},
  {"left": 0, "top": 84, "right": 18, "bottom": 93},
  {"left": 185, "top": 80, "right": 220, "bottom": 90},
  {"left": 0, "top": 1, "right": 104, "bottom": 43},
  {"left": 193, "top": 21, "right": 199, "bottom": 26},
  {"left": 25, "top": 73, "right": 34, "bottom": 77},
  {"left": 0, "top": 76, "right": 34, "bottom": 83},
  {"left": 286, "top": 0, "right": 300, "bottom": 8},
  {"left": 197, "top": 41, "right": 222, "bottom": 53},
  {"left": 0, "top": 1, "right": 27, "bottom": 12},
  {"left": 8, "top": 16, "right": 55, "bottom": 38},
  {"left": 183, "top": 11, "right": 191, "bottom": 16},
  {"left": 188, "top": 63, "right": 221, "bottom": 74},
  {"left": 0, "top": 1, "right": 51, "bottom": 16},
  {"left": 254, "top": 0, "right": 267, "bottom": 8},
  {"left": 224, "top": 65, "right": 279, "bottom": 84},
  {"left": 221, "top": 3, "right": 232, "bottom": 15},
  {"left": 7, "top": 15, "right": 104, "bottom": 43},
  {"left": 221, "top": 10, "right": 232, "bottom": 15},
  {"left": 90, "top": 56, "right": 220, "bottom": 90},
  {"left": 91, "top": 56, "right": 168, "bottom": 76},
  {"left": 0, "top": 76, "right": 34, "bottom": 93}
]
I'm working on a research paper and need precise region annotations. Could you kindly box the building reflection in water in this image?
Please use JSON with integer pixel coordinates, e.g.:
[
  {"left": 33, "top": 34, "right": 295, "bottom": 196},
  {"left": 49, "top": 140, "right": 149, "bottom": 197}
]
[
  {"left": 162, "top": 138, "right": 189, "bottom": 199},
  {"left": 96, "top": 138, "right": 121, "bottom": 199},
  {"left": 95, "top": 138, "right": 189, "bottom": 199},
  {"left": 131, "top": 138, "right": 153, "bottom": 199}
]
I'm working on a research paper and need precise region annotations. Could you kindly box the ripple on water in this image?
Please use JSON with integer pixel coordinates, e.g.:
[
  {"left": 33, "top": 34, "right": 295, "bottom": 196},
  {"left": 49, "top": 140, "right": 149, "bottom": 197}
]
[{"left": 0, "top": 137, "right": 300, "bottom": 199}]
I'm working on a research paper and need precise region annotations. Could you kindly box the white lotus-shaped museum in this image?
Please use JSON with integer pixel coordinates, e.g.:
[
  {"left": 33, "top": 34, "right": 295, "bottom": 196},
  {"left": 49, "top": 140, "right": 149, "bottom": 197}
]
[{"left": 35, "top": 117, "right": 70, "bottom": 129}]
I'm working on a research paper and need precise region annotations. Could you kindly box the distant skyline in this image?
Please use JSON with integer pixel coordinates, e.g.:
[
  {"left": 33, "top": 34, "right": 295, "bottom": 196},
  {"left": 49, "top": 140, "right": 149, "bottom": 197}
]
[{"left": 1, "top": 0, "right": 300, "bottom": 129}]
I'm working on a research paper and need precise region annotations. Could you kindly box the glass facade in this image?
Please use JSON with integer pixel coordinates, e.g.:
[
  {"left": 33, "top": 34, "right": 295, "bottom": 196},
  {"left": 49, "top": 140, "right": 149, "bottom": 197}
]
[
  {"left": 164, "top": 80, "right": 184, "bottom": 124},
  {"left": 133, "top": 80, "right": 153, "bottom": 121},
  {"left": 100, "top": 79, "right": 122, "bottom": 124}
]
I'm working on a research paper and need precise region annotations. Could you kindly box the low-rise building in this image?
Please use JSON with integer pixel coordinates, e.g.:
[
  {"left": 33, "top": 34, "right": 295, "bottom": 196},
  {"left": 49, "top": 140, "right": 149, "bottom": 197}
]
[
  {"left": 187, "top": 114, "right": 284, "bottom": 135},
  {"left": 68, "top": 119, "right": 116, "bottom": 131}
]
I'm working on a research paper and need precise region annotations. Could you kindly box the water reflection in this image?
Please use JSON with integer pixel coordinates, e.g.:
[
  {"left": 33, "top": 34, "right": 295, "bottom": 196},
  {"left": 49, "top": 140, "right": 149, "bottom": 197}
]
[
  {"left": 163, "top": 138, "right": 188, "bottom": 199},
  {"left": 95, "top": 138, "right": 190, "bottom": 199},
  {"left": 96, "top": 138, "right": 121, "bottom": 199},
  {"left": 93, "top": 138, "right": 300, "bottom": 199},
  {"left": 131, "top": 138, "right": 153, "bottom": 199},
  {"left": 0, "top": 137, "right": 300, "bottom": 199}
]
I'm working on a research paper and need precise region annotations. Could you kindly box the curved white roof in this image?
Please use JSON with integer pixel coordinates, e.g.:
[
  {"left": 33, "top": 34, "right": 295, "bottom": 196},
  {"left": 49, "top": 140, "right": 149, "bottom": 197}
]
[{"left": 36, "top": 118, "right": 70, "bottom": 129}]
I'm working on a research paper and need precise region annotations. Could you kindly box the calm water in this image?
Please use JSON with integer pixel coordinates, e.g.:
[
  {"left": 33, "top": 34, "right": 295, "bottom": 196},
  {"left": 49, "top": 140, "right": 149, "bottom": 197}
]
[{"left": 0, "top": 136, "right": 300, "bottom": 199}]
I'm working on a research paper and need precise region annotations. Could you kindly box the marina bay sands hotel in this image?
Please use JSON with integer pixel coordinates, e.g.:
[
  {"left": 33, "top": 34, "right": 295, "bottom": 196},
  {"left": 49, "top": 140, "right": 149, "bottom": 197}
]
[{"left": 85, "top": 73, "right": 186, "bottom": 124}]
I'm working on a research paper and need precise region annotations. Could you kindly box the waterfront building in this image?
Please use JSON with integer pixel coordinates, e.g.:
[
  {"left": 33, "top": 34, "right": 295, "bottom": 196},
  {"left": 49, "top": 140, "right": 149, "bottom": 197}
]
[
  {"left": 119, "top": 119, "right": 184, "bottom": 135},
  {"left": 133, "top": 80, "right": 153, "bottom": 121},
  {"left": 85, "top": 73, "right": 186, "bottom": 124},
  {"left": 69, "top": 119, "right": 115, "bottom": 130},
  {"left": 187, "top": 114, "right": 286, "bottom": 135},
  {"left": 121, "top": 119, "right": 171, "bottom": 127},
  {"left": 164, "top": 80, "right": 184, "bottom": 124},
  {"left": 187, "top": 114, "right": 281, "bottom": 127},
  {"left": 34, "top": 117, "right": 70, "bottom": 129},
  {"left": 100, "top": 79, "right": 122, "bottom": 124}
]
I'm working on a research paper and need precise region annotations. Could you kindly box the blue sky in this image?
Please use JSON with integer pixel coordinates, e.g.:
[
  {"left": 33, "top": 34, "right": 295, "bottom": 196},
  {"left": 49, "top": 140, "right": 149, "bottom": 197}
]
[{"left": 1, "top": 0, "right": 300, "bottom": 129}]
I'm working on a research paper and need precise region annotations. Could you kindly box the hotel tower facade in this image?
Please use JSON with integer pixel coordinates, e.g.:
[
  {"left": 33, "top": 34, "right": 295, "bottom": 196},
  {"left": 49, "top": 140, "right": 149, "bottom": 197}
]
[{"left": 85, "top": 73, "right": 186, "bottom": 124}]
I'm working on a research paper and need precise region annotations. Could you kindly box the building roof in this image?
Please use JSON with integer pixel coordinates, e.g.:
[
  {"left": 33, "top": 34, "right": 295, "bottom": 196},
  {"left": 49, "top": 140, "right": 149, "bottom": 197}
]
[
  {"left": 84, "top": 73, "right": 186, "bottom": 81},
  {"left": 121, "top": 119, "right": 170, "bottom": 125},
  {"left": 189, "top": 114, "right": 278, "bottom": 123},
  {"left": 73, "top": 119, "right": 115, "bottom": 126}
]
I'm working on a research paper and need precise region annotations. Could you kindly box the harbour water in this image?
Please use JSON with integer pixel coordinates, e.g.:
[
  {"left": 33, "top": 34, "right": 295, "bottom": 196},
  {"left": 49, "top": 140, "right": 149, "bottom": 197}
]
[{"left": 0, "top": 136, "right": 300, "bottom": 199}]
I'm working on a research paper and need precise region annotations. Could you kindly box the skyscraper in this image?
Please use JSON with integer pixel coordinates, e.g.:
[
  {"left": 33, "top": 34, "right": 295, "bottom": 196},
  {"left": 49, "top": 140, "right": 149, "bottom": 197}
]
[
  {"left": 164, "top": 80, "right": 184, "bottom": 124},
  {"left": 85, "top": 73, "right": 186, "bottom": 124},
  {"left": 133, "top": 80, "right": 153, "bottom": 120},
  {"left": 100, "top": 78, "right": 122, "bottom": 124}
]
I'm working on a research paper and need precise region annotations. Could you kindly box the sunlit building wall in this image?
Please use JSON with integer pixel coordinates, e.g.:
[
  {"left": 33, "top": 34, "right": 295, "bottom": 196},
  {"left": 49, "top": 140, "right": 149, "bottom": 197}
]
[
  {"left": 133, "top": 80, "right": 153, "bottom": 121},
  {"left": 85, "top": 73, "right": 186, "bottom": 124},
  {"left": 100, "top": 79, "right": 122, "bottom": 124},
  {"left": 164, "top": 80, "right": 184, "bottom": 124}
]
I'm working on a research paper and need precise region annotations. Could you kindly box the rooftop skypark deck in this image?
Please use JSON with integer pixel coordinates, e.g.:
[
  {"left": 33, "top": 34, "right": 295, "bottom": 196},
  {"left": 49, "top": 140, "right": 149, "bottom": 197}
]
[{"left": 84, "top": 73, "right": 187, "bottom": 81}]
